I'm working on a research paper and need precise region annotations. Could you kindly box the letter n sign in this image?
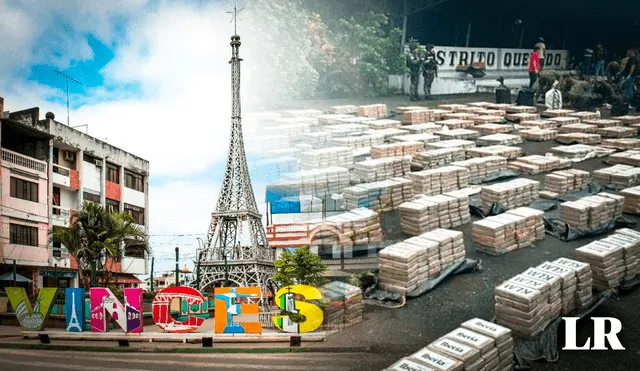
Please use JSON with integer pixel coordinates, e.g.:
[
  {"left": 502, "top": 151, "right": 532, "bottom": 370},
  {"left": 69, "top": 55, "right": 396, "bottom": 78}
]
[{"left": 90, "top": 288, "right": 143, "bottom": 333}]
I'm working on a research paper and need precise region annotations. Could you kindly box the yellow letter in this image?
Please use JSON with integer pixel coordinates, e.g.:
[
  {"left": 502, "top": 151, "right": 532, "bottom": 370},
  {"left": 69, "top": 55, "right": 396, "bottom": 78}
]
[{"left": 272, "top": 284, "right": 323, "bottom": 333}]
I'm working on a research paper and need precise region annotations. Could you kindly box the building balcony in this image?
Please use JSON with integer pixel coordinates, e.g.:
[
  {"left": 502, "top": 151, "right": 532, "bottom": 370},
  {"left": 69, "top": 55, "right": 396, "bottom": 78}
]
[
  {"left": 52, "top": 164, "right": 70, "bottom": 187},
  {"left": 52, "top": 206, "right": 71, "bottom": 227},
  {"left": 1, "top": 148, "right": 47, "bottom": 177}
]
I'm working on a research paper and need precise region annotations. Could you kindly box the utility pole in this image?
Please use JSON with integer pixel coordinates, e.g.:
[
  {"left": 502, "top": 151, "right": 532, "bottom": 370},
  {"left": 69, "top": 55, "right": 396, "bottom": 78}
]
[
  {"left": 53, "top": 70, "right": 82, "bottom": 126},
  {"left": 175, "top": 246, "right": 180, "bottom": 286},
  {"left": 465, "top": 22, "right": 472, "bottom": 47},
  {"left": 12, "top": 260, "right": 16, "bottom": 287},
  {"left": 150, "top": 257, "right": 155, "bottom": 291}
]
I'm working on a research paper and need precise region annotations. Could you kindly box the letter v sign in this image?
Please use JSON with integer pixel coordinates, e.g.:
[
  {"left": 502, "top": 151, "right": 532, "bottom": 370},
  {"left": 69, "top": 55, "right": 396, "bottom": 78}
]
[{"left": 6, "top": 287, "right": 58, "bottom": 331}]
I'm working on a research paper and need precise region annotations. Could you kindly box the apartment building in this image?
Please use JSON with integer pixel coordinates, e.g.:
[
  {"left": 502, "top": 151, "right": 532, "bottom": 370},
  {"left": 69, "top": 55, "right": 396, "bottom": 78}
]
[{"left": 0, "top": 97, "right": 149, "bottom": 295}]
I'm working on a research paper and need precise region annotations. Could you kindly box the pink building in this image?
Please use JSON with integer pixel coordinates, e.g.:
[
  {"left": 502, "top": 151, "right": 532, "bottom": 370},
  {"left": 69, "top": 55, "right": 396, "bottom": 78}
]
[{"left": 0, "top": 97, "right": 149, "bottom": 296}]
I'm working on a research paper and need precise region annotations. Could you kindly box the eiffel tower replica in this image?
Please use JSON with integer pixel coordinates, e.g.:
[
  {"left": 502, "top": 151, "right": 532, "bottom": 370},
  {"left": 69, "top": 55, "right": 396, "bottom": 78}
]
[{"left": 195, "top": 4, "right": 276, "bottom": 300}]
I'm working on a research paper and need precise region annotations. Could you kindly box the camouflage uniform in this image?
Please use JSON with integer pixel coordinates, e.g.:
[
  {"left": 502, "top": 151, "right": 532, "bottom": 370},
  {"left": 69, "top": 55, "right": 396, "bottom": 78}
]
[
  {"left": 407, "top": 50, "right": 422, "bottom": 101},
  {"left": 421, "top": 48, "right": 438, "bottom": 99}
]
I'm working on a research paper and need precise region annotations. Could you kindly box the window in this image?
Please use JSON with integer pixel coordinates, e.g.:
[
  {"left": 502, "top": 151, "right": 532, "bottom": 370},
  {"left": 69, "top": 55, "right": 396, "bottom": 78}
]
[
  {"left": 125, "top": 245, "right": 146, "bottom": 259},
  {"left": 10, "top": 224, "right": 38, "bottom": 247},
  {"left": 124, "top": 203, "right": 145, "bottom": 225},
  {"left": 83, "top": 191, "right": 101, "bottom": 203},
  {"left": 53, "top": 241, "right": 62, "bottom": 258},
  {"left": 10, "top": 177, "right": 38, "bottom": 202},
  {"left": 124, "top": 170, "right": 144, "bottom": 192},
  {"left": 83, "top": 153, "right": 101, "bottom": 164},
  {"left": 106, "top": 163, "right": 119, "bottom": 184},
  {"left": 106, "top": 198, "right": 119, "bottom": 214}
]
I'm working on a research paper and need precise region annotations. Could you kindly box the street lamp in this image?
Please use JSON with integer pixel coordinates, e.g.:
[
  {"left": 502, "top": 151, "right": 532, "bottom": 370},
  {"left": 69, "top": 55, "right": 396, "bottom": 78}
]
[
  {"left": 195, "top": 238, "right": 204, "bottom": 290},
  {"left": 175, "top": 246, "right": 179, "bottom": 286},
  {"left": 515, "top": 19, "right": 525, "bottom": 49}
]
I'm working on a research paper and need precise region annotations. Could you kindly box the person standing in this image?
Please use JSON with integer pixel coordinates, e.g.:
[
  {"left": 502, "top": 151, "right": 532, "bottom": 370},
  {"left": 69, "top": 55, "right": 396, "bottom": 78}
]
[
  {"left": 407, "top": 40, "right": 422, "bottom": 101},
  {"left": 594, "top": 44, "right": 606, "bottom": 77},
  {"left": 582, "top": 48, "right": 594, "bottom": 76},
  {"left": 421, "top": 44, "right": 438, "bottom": 99},
  {"left": 528, "top": 46, "right": 541, "bottom": 88},
  {"left": 535, "top": 37, "right": 546, "bottom": 70},
  {"left": 619, "top": 48, "right": 638, "bottom": 104}
]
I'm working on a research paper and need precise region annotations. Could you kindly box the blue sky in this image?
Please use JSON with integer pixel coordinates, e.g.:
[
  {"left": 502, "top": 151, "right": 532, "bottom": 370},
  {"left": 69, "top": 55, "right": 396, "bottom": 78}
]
[{"left": 0, "top": 0, "right": 271, "bottom": 276}]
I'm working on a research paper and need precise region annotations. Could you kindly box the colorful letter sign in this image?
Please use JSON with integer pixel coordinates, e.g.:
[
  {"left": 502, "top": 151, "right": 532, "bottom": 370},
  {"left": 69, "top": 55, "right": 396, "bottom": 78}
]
[
  {"left": 273, "top": 285, "right": 323, "bottom": 333},
  {"left": 152, "top": 286, "right": 205, "bottom": 333},
  {"left": 214, "top": 287, "right": 261, "bottom": 334},
  {"left": 90, "top": 288, "right": 142, "bottom": 333},
  {"left": 6, "top": 287, "right": 58, "bottom": 331},
  {"left": 65, "top": 288, "right": 85, "bottom": 332}
]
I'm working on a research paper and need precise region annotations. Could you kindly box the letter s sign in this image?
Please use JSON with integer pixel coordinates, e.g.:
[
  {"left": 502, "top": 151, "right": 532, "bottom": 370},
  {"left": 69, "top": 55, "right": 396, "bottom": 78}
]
[{"left": 273, "top": 285, "right": 324, "bottom": 333}]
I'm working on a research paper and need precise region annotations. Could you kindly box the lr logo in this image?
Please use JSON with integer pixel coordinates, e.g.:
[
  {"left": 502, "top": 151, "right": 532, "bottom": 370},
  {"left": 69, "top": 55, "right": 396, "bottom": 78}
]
[{"left": 562, "top": 317, "right": 625, "bottom": 350}]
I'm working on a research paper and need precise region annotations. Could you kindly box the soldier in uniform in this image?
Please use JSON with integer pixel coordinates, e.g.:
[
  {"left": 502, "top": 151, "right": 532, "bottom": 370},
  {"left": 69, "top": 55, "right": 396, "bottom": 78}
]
[
  {"left": 407, "top": 39, "right": 422, "bottom": 101},
  {"left": 421, "top": 44, "right": 438, "bottom": 99}
]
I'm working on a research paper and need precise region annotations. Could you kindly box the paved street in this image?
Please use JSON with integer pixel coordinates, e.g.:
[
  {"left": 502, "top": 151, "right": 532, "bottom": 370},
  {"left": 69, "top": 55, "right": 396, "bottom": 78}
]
[{"left": 0, "top": 348, "right": 391, "bottom": 371}]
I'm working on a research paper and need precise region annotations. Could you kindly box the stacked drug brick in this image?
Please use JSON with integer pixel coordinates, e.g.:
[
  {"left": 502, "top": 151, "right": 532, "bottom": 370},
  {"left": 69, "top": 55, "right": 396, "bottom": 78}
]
[
  {"left": 472, "top": 207, "right": 544, "bottom": 255},
  {"left": 466, "top": 145, "right": 521, "bottom": 160},
  {"left": 569, "top": 111, "right": 599, "bottom": 120},
  {"left": 575, "top": 238, "right": 626, "bottom": 290},
  {"left": 436, "top": 128, "right": 481, "bottom": 140},
  {"left": 508, "top": 155, "right": 570, "bottom": 174},
  {"left": 550, "top": 144, "right": 614, "bottom": 160},
  {"left": 354, "top": 157, "right": 410, "bottom": 182},
  {"left": 474, "top": 123, "right": 512, "bottom": 134},
  {"left": 480, "top": 179, "right": 540, "bottom": 210},
  {"left": 343, "top": 178, "right": 413, "bottom": 212},
  {"left": 391, "top": 133, "right": 441, "bottom": 145},
  {"left": 506, "top": 112, "right": 540, "bottom": 122},
  {"left": 371, "top": 141, "right": 425, "bottom": 159},
  {"left": 583, "top": 119, "right": 622, "bottom": 128},
  {"left": 519, "top": 128, "right": 558, "bottom": 141},
  {"left": 621, "top": 185, "right": 640, "bottom": 214},
  {"left": 367, "top": 119, "right": 402, "bottom": 130},
  {"left": 544, "top": 169, "right": 590, "bottom": 195},
  {"left": 552, "top": 258, "right": 594, "bottom": 310},
  {"left": 317, "top": 114, "right": 353, "bottom": 125},
  {"left": 613, "top": 229, "right": 640, "bottom": 282},
  {"left": 474, "top": 115, "right": 507, "bottom": 124},
  {"left": 476, "top": 134, "right": 523, "bottom": 146},
  {"left": 407, "top": 166, "right": 470, "bottom": 196},
  {"left": 601, "top": 139, "right": 640, "bottom": 150},
  {"left": 322, "top": 209, "right": 383, "bottom": 247},
  {"left": 598, "top": 126, "right": 637, "bottom": 138},
  {"left": 494, "top": 277, "right": 552, "bottom": 336},
  {"left": 436, "top": 119, "right": 475, "bottom": 129},
  {"left": 412, "top": 148, "right": 466, "bottom": 169},
  {"left": 616, "top": 115, "right": 640, "bottom": 125},
  {"left": 331, "top": 133, "right": 386, "bottom": 148},
  {"left": 398, "top": 193, "right": 471, "bottom": 235},
  {"left": 402, "top": 123, "right": 442, "bottom": 134},
  {"left": 559, "top": 193, "right": 624, "bottom": 229},
  {"left": 443, "top": 113, "right": 477, "bottom": 121},
  {"left": 535, "top": 261, "right": 579, "bottom": 315},
  {"left": 593, "top": 165, "right": 640, "bottom": 187},
  {"left": 451, "top": 156, "right": 508, "bottom": 179},
  {"left": 542, "top": 109, "right": 575, "bottom": 117},
  {"left": 329, "top": 105, "right": 358, "bottom": 114},
  {"left": 507, "top": 106, "right": 537, "bottom": 114},
  {"left": 358, "top": 104, "right": 387, "bottom": 118},
  {"left": 378, "top": 229, "right": 465, "bottom": 294},
  {"left": 300, "top": 131, "right": 333, "bottom": 148},
  {"left": 557, "top": 123, "right": 598, "bottom": 133},
  {"left": 610, "top": 150, "right": 640, "bottom": 166},
  {"left": 274, "top": 167, "right": 350, "bottom": 198},
  {"left": 520, "top": 120, "right": 560, "bottom": 129},
  {"left": 425, "top": 140, "right": 476, "bottom": 150},
  {"left": 403, "top": 109, "right": 432, "bottom": 124},
  {"left": 385, "top": 319, "right": 514, "bottom": 371},
  {"left": 298, "top": 147, "right": 354, "bottom": 170},
  {"left": 555, "top": 133, "right": 601, "bottom": 144}
]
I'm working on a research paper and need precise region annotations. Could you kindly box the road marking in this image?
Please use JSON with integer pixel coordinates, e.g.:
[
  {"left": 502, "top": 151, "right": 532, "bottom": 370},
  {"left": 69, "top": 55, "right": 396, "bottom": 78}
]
[
  {"left": 1, "top": 359, "right": 150, "bottom": 371},
  {"left": 0, "top": 349, "right": 353, "bottom": 370}
]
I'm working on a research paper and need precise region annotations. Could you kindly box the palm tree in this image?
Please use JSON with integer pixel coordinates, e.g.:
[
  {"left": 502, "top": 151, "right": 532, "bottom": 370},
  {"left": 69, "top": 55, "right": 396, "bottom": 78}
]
[{"left": 51, "top": 202, "right": 149, "bottom": 288}]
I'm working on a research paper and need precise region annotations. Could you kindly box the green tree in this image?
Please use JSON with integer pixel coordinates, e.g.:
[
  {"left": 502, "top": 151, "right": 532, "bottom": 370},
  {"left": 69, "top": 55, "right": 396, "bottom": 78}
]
[
  {"left": 273, "top": 246, "right": 329, "bottom": 288},
  {"left": 51, "top": 202, "right": 149, "bottom": 288}
]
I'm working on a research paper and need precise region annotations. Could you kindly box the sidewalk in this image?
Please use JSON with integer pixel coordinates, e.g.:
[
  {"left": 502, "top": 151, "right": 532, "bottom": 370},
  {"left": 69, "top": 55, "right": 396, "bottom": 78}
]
[{"left": 0, "top": 324, "right": 372, "bottom": 353}]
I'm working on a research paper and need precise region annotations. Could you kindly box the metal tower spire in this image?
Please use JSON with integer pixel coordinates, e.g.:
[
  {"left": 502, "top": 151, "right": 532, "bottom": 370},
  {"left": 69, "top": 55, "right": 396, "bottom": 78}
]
[{"left": 195, "top": 5, "right": 276, "bottom": 300}]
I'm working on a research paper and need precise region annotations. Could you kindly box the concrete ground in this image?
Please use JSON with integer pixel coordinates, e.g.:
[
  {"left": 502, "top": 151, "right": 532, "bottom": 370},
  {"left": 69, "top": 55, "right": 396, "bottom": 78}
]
[{"left": 304, "top": 93, "right": 640, "bottom": 371}]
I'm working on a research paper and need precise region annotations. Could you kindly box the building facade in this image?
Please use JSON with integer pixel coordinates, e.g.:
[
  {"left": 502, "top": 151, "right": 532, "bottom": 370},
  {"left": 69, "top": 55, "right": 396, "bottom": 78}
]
[{"left": 0, "top": 97, "right": 149, "bottom": 295}]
